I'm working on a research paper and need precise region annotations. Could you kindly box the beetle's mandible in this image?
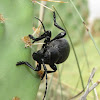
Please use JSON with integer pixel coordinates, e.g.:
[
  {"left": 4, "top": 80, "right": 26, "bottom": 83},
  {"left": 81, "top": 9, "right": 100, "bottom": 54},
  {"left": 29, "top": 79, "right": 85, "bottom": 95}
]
[{"left": 16, "top": 11, "right": 70, "bottom": 100}]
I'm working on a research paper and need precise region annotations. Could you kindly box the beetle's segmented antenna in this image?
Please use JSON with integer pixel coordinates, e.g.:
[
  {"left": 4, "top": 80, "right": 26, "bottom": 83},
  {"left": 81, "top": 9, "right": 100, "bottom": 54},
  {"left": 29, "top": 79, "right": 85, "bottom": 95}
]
[
  {"left": 35, "top": 17, "right": 46, "bottom": 32},
  {"left": 42, "top": 59, "right": 48, "bottom": 100},
  {"left": 43, "top": 71, "right": 47, "bottom": 100}
]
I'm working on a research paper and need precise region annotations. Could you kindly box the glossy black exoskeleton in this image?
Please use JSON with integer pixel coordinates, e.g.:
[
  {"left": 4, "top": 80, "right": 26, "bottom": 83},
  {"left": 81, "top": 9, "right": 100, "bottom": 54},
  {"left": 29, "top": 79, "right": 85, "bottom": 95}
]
[{"left": 16, "top": 12, "right": 70, "bottom": 100}]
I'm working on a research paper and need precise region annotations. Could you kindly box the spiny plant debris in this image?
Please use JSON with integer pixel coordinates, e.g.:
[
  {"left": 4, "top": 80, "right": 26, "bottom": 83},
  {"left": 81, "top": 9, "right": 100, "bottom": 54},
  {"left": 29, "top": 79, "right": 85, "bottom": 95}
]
[
  {"left": 0, "top": 14, "right": 5, "bottom": 23},
  {"left": 12, "top": 96, "right": 20, "bottom": 100},
  {"left": 22, "top": 36, "right": 32, "bottom": 48}
]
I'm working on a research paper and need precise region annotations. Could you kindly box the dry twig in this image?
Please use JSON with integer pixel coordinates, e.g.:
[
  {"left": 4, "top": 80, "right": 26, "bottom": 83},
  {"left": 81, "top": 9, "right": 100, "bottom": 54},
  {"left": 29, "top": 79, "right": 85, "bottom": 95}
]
[{"left": 80, "top": 68, "right": 100, "bottom": 100}]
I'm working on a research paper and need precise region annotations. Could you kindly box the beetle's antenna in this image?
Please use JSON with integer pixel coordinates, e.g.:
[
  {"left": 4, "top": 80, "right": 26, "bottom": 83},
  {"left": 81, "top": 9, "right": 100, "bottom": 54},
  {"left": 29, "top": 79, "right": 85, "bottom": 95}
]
[
  {"left": 42, "top": 59, "right": 48, "bottom": 100},
  {"left": 35, "top": 17, "right": 46, "bottom": 32},
  {"left": 43, "top": 71, "right": 47, "bottom": 100}
]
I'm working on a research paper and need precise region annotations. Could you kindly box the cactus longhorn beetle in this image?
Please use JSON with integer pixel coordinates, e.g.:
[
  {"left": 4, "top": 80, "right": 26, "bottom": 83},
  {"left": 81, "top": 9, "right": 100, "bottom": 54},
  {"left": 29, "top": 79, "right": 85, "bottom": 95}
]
[{"left": 16, "top": 11, "right": 70, "bottom": 100}]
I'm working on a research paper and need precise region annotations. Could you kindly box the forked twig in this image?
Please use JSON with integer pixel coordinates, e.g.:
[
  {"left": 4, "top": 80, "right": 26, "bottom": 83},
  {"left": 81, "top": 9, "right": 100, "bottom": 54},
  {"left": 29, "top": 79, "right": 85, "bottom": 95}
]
[{"left": 80, "top": 68, "right": 100, "bottom": 100}]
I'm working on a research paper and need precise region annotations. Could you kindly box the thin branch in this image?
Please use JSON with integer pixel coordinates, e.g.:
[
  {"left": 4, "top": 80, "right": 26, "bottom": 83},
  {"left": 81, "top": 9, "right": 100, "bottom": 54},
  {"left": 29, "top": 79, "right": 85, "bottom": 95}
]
[
  {"left": 32, "top": 0, "right": 54, "bottom": 11},
  {"left": 91, "top": 80, "right": 99, "bottom": 100},
  {"left": 80, "top": 68, "right": 100, "bottom": 100},
  {"left": 32, "top": 0, "right": 68, "bottom": 3}
]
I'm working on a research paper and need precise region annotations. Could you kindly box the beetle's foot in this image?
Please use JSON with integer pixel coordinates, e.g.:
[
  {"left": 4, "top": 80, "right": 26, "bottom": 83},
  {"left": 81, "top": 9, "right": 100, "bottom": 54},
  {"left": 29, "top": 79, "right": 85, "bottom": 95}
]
[
  {"left": 28, "top": 34, "right": 33, "bottom": 39},
  {"left": 16, "top": 61, "right": 25, "bottom": 66},
  {"left": 41, "top": 71, "right": 45, "bottom": 80},
  {"left": 28, "top": 34, "right": 35, "bottom": 40},
  {"left": 32, "top": 40, "right": 36, "bottom": 43}
]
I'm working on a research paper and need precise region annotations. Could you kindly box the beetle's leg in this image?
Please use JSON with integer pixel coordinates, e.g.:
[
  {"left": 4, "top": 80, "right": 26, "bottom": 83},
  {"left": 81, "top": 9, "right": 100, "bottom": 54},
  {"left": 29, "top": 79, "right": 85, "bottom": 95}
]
[
  {"left": 29, "top": 30, "right": 51, "bottom": 43},
  {"left": 29, "top": 17, "right": 51, "bottom": 44},
  {"left": 51, "top": 12, "right": 66, "bottom": 41},
  {"left": 41, "top": 71, "right": 45, "bottom": 80},
  {"left": 41, "top": 64, "right": 57, "bottom": 78},
  {"left": 53, "top": 11, "right": 65, "bottom": 31},
  {"left": 40, "top": 64, "right": 57, "bottom": 79},
  {"left": 47, "top": 64, "right": 57, "bottom": 73},
  {"left": 29, "top": 34, "right": 45, "bottom": 43},
  {"left": 16, "top": 61, "right": 41, "bottom": 71}
]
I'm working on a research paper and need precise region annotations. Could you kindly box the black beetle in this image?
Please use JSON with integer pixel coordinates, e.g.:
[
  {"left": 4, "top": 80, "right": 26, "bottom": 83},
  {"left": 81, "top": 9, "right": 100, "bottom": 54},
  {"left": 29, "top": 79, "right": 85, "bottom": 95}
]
[{"left": 16, "top": 12, "right": 70, "bottom": 100}]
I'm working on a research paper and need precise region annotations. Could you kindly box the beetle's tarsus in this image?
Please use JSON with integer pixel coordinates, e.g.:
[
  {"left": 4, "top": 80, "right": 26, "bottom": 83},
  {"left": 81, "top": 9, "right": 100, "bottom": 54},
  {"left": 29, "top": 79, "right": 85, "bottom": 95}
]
[
  {"left": 41, "top": 71, "right": 45, "bottom": 80},
  {"left": 29, "top": 34, "right": 35, "bottom": 40},
  {"left": 16, "top": 61, "right": 25, "bottom": 66}
]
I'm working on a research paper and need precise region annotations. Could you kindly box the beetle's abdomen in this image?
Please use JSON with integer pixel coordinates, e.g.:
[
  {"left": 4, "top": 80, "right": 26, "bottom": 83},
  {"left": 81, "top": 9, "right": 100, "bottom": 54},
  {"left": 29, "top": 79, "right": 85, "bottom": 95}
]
[{"left": 49, "top": 38, "right": 70, "bottom": 64}]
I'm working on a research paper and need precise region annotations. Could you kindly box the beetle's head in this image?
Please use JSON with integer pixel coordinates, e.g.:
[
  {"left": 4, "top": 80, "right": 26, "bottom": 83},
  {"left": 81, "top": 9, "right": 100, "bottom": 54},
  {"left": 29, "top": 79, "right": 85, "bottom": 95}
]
[{"left": 32, "top": 50, "right": 43, "bottom": 63}]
